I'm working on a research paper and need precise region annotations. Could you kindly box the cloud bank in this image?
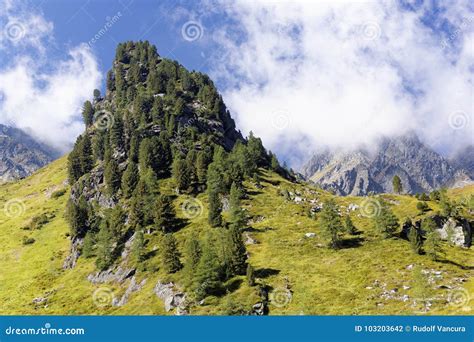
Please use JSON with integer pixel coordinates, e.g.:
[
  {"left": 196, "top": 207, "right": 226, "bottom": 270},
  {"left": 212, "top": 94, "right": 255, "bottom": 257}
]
[
  {"left": 208, "top": 1, "right": 473, "bottom": 165},
  {"left": 0, "top": 0, "right": 101, "bottom": 152}
]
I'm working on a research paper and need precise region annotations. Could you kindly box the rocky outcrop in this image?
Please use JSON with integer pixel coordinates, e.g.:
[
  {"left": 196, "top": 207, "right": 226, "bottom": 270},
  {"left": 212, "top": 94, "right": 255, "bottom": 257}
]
[
  {"left": 62, "top": 237, "right": 83, "bottom": 269},
  {"left": 438, "top": 218, "right": 472, "bottom": 247},
  {"left": 154, "top": 281, "right": 188, "bottom": 314},
  {"left": 112, "top": 276, "right": 147, "bottom": 307},
  {"left": 70, "top": 166, "right": 116, "bottom": 208},
  {"left": 302, "top": 132, "right": 473, "bottom": 195},
  {"left": 87, "top": 266, "right": 135, "bottom": 284},
  {"left": 0, "top": 124, "right": 59, "bottom": 183}
]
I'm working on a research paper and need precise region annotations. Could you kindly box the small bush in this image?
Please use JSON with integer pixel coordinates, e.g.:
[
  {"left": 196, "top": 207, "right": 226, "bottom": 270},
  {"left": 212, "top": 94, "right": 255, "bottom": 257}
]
[
  {"left": 28, "top": 214, "right": 50, "bottom": 230},
  {"left": 416, "top": 201, "right": 430, "bottom": 213},
  {"left": 51, "top": 189, "right": 67, "bottom": 199},
  {"left": 22, "top": 236, "right": 36, "bottom": 245}
]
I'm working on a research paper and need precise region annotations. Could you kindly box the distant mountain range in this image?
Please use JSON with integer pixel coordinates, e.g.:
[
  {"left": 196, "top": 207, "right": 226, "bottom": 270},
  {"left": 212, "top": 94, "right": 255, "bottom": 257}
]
[
  {"left": 301, "top": 132, "right": 473, "bottom": 196},
  {"left": 0, "top": 124, "right": 60, "bottom": 182}
]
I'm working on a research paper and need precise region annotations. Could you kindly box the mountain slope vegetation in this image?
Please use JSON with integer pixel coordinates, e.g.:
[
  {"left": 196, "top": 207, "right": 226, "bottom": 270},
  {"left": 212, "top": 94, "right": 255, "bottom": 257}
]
[{"left": 0, "top": 41, "right": 472, "bottom": 316}]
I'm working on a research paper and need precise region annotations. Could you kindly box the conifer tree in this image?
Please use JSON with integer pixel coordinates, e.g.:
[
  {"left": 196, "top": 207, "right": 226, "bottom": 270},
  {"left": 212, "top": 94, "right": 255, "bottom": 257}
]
[
  {"left": 183, "top": 233, "right": 201, "bottom": 283},
  {"left": 161, "top": 234, "right": 182, "bottom": 274},
  {"left": 154, "top": 195, "right": 176, "bottom": 233},
  {"left": 82, "top": 231, "right": 95, "bottom": 258},
  {"left": 104, "top": 158, "right": 121, "bottom": 195},
  {"left": 79, "top": 134, "right": 94, "bottom": 174},
  {"left": 172, "top": 154, "right": 190, "bottom": 191},
  {"left": 208, "top": 189, "right": 222, "bottom": 227},
  {"left": 121, "top": 161, "right": 139, "bottom": 198},
  {"left": 196, "top": 151, "right": 209, "bottom": 184},
  {"left": 95, "top": 220, "right": 114, "bottom": 270},
  {"left": 82, "top": 100, "right": 94, "bottom": 126},
  {"left": 319, "top": 199, "right": 343, "bottom": 249},
  {"left": 131, "top": 229, "right": 146, "bottom": 265},
  {"left": 65, "top": 197, "right": 88, "bottom": 237},
  {"left": 269, "top": 151, "right": 280, "bottom": 172},
  {"left": 226, "top": 225, "right": 247, "bottom": 276},
  {"left": 344, "top": 215, "right": 357, "bottom": 235},
  {"left": 229, "top": 182, "right": 246, "bottom": 229},
  {"left": 193, "top": 239, "right": 222, "bottom": 299},
  {"left": 392, "top": 175, "right": 402, "bottom": 194},
  {"left": 246, "top": 264, "right": 256, "bottom": 286},
  {"left": 422, "top": 218, "right": 442, "bottom": 261},
  {"left": 408, "top": 226, "right": 423, "bottom": 255},
  {"left": 374, "top": 204, "right": 399, "bottom": 238}
]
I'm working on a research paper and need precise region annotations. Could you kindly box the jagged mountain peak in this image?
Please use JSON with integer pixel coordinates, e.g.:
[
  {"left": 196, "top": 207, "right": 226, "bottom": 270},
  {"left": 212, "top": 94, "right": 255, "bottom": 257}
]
[
  {"left": 302, "top": 132, "right": 473, "bottom": 196},
  {"left": 0, "top": 124, "right": 60, "bottom": 182}
]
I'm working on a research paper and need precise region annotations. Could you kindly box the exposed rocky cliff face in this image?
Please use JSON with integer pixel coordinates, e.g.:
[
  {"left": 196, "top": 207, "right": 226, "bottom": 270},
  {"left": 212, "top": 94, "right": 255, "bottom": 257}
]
[
  {"left": 0, "top": 124, "right": 59, "bottom": 182},
  {"left": 452, "top": 145, "right": 474, "bottom": 179},
  {"left": 302, "top": 133, "right": 473, "bottom": 195}
]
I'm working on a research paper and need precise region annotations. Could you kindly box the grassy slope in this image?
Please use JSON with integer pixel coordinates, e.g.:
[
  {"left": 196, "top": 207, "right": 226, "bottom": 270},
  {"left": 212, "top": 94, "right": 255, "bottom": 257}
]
[{"left": 0, "top": 158, "right": 472, "bottom": 315}]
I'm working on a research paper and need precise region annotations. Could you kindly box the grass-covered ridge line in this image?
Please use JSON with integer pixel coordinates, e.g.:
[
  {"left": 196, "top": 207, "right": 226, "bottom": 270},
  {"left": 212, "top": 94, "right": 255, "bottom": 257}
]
[{"left": 0, "top": 157, "right": 472, "bottom": 315}]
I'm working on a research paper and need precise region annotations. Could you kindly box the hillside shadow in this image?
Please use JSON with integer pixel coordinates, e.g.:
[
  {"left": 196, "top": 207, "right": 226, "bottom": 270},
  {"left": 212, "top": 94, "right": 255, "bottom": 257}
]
[
  {"left": 437, "top": 258, "right": 474, "bottom": 270},
  {"left": 255, "top": 268, "right": 280, "bottom": 278},
  {"left": 339, "top": 236, "right": 365, "bottom": 249},
  {"left": 224, "top": 278, "right": 243, "bottom": 294}
]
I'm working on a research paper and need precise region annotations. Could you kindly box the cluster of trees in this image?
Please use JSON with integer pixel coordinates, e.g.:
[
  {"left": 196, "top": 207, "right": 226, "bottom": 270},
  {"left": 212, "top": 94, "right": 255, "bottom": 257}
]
[
  {"left": 406, "top": 217, "right": 443, "bottom": 261},
  {"left": 318, "top": 199, "right": 358, "bottom": 249},
  {"left": 64, "top": 41, "right": 296, "bottom": 305}
]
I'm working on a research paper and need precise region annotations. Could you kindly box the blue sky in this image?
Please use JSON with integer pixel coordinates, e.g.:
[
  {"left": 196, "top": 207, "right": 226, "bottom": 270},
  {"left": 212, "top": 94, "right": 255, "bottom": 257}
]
[{"left": 0, "top": 0, "right": 472, "bottom": 166}]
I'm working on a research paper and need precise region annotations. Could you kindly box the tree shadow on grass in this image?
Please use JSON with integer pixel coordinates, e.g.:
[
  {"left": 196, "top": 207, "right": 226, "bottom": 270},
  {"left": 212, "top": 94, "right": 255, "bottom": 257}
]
[
  {"left": 339, "top": 236, "right": 365, "bottom": 249},
  {"left": 255, "top": 268, "right": 280, "bottom": 278},
  {"left": 437, "top": 258, "right": 474, "bottom": 270}
]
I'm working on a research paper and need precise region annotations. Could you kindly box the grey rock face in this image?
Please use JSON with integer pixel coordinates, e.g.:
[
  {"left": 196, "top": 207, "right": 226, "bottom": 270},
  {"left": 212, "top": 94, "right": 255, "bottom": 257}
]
[
  {"left": 302, "top": 133, "right": 473, "bottom": 195},
  {"left": 0, "top": 124, "right": 59, "bottom": 182},
  {"left": 62, "top": 237, "right": 83, "bottom": 269},
  {"left": 154, "top": 281, "right": 188, "bottom": 313},
  {"left": 87, "top": 266, "right": 136, "bottom": 284}
]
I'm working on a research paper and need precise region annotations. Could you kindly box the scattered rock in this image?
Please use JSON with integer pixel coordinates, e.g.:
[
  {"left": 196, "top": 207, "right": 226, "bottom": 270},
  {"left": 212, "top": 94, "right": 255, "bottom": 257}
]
[
  {"left": 112, "top": 276, "right": 147, "bottom": 307},
  {"left": 244, "top": 232, "right": 258, "bottom": 245},
  {"left": 305, "top": 232, "right": 316, "bottom": 238},
  {"left": 62, "top": 237, "right": 83, "bottom": 269},
  {"left": 348, "top": 203, "right": 359, "bottom": 211},
  {"left": 154, "top": 281, "right": 188, "bottom": 313},
  {"left": 87, "top": 266, "right": 135, "bottom": 284}
]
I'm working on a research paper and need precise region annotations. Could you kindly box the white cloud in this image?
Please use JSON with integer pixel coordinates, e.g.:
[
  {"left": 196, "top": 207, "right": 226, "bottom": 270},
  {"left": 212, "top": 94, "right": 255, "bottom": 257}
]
[
  {"left": 0, "top": 1, "right": 101, "bottom": 152},
  {"left": 208, "top": 1, "right": 474, "bottom": 166}
]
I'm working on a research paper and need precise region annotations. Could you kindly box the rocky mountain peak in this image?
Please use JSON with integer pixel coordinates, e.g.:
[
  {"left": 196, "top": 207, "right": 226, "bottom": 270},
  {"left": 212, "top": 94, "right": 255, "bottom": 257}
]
[{"left": 302, "top": 132, "right": 473, "bottom": 196}]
